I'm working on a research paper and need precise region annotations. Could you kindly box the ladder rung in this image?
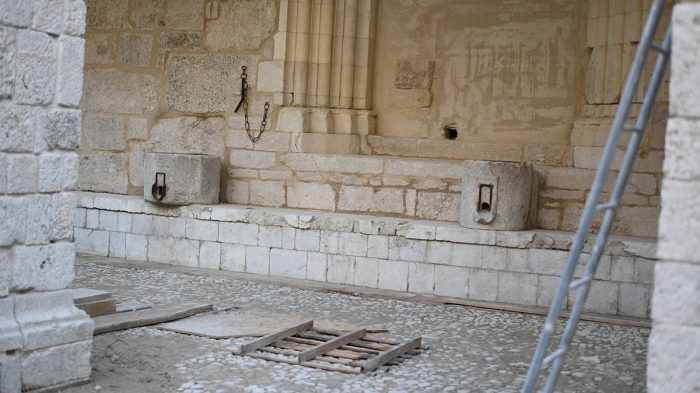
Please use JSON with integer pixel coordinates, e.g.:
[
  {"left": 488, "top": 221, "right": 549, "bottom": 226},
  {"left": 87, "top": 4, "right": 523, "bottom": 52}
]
[
  {"left": 569, "top": 276, "right": 592, "bottom": 290},
  {"left": 542, "top": 348, "right": 566, "bottom": 367},
  {"left": 623, "top": 124, "right": 643, "bottom": 133},
  {"left": 596, "top": 202, "right": 617, "bottom": 212},
  {"left": 650, "top": 43, "right": 669, "bottom": 56}
]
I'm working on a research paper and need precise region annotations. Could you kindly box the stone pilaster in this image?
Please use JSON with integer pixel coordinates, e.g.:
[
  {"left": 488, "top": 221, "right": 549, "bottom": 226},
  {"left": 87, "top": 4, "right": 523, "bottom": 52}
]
[
  {"left": 647, "top": 3, "right": 700, "bottom": 392},
  {"left": 0, "top": 0, "right": 93, "bottom": 391},
  {"left": 264, "top": 0, "right": 377, "bottom": 148}
]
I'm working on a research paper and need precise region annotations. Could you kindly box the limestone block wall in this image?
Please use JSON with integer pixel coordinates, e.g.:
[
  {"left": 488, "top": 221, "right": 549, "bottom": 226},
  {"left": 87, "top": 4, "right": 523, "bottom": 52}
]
[
  {"left": 79, "top": 0, "right": 278, "bottom": 195},
  {"left": 78, "top": 0, "right": 667, "bottom": 238},
  {"left": 648, "top": 3, "right": 700, "bottom": 392},
  {"left": 0, "top": 0, "right": 93, "bottom": 391},
  {"left": 74, "top": 192, "right": 657, "bottom": 319}
]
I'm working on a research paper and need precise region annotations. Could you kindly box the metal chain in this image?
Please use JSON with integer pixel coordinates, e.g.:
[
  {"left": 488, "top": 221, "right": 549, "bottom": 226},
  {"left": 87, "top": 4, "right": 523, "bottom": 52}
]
[{"left": 235, "top": 65, "right": 269, "bottom": 143}]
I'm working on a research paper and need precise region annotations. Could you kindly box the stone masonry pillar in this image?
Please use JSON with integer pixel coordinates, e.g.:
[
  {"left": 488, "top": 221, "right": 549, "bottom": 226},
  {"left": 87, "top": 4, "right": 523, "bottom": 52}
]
[
  {"left": 647, "top": 2, "right": 700, "bottom": 392},
  {"left": 0, "top": 1, "right": 93, "bottom": 391}
]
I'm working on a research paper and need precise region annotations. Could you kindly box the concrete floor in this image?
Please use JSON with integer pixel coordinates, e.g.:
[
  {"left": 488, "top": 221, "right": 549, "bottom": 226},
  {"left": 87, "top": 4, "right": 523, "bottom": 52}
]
[{"left": 66, "top": 256, "right": 649, "bottom": 393}]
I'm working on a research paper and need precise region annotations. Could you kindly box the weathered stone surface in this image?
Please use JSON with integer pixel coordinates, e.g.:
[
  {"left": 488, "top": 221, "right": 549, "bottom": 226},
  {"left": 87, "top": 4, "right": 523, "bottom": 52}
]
[
  {"left": 86, "top": 0, "right": 128, "bottom": 29},
  {"left": 78, "top": 152, "right": 128, "bottom": 194},
  {"left": 13, "top": 290, "right": 93, "bottom": 351},
  {"left": 648, "top": 323, "right": 700, "bottom": 393},
  {"left": 205, "top": 0, "right": 275, "bottom": 52},
  {"left": 128, "top": 142, "right": 144, "bottom": 187},
  {"left": 338, "top": 186, "right": 404, "bottom": 214},
  {"left": 670, "top": 4, "right": 700, "bottom": 118},
  {"left": 287, "top": 182, "right": 336, "bottom": 211},
  {"left": 12, "top": 244, "right": 75, "bottom": 291},
  {"left": 416, "top": 191, "right": 460, "bottom": 221},
  {"left": 395, "top": 59, "right": 433, "bottom": 89},
  {"left": 83, "top": 69, "right": 160, "bottom": 114},
  {"left": 57, "top": 36, "right": 85, "bottom": 107},
  {"left": 230, "top": 150, "right": 276, "bottom": 169},
  {"left": 165, "top": 54, "right": 254, "bottom": 114},
  {"left": 7, "top": 154, "right": 38, "bottom": 194},
  {"left": 120, "top": 33, "right": 152, "bottom": 67},
  {"left": 127, "top": 117, "right": 149, "bottom": 141},
  {"left": 44, "top": 108, "right": 81, "bottom": 150},
  {"left": 0, "top": 196, "right": 27, "bottom": 246},
  {"left": 157, "top": 32, "right": 201, "bottom": 66},
  {"left": 32, "top": 0, "right": 63, "bottom": 34},
  {"left": 15, "top": 29, "right": 56, "bottom": 105},
  {"left": 147, "top": 117, "right": 225, "bottom": 158},
  {"left": 249, "top": 180, "right": 285, "bottom": 207},
  {"left": 664, "top": 117, "right": 700, "bottom": 181},
  {"left": 257, "top": 60, "right": 284, "bottom": 93},
  {"left": 460, "top": 160, "right": 533, "bottom": 230},
  {"left": 24, "top": 194, "right": 51, "bottom": 245},
  {"left": 0, "top": 104, "right": 37, "bottom": 152},
  {"left": 84, "top": 114, "right": 126, "bottom": 151},
  {"left": 21, "top": 340, "right": 92, "bottom": 390},
  {"left": 85, "top": 33, "right": 116, "bottom": 64},
  {"left": 64, "top": 0, "right": 87, "bottom": 36},
  {"left": 143, "top": 152, "right": 220, "bottom": 205},
  {"left": 0, "top": 25, "right": 16, "bottom": 98},
  {"left": 0, "top": 0, "right": 32, "bottom": 27}
]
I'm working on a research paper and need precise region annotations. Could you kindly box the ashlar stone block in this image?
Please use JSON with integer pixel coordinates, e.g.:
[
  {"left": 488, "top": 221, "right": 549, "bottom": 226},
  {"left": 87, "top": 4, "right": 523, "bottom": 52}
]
[
  {"left": 78, "top": 153, "right": 128, "bottom": 194},
  {"left": 15, "top": 29, "right": 56, "bottom": 105},
  {"left": 270, "top": 249, "right": 307, "bottom": 279},
  {"left": 83, "top": 69, "right": 160, "bottom": 114},
  {"left": 84, "top": 114, "right": 126, "bottom": 151},
  {"left": 460, "top": 160, "right": 533, "bottom": 231},
  {"left": 205, "top": 0, "right": 275, "bottom": 51},
  {"left": 120, "top": 33, "right": 152, "bottom": 67},
  {"left": 57, "top": 36, "right": 84, "bottom": 107},
  {"left": 143, "top": 153, "right": 220, "bottom": 205},
  {"left": 165, "top": 54, "right": 254, "bottom": 114},
  {"left": 221, "top": 243, "right": 246, "bottom": 272}
]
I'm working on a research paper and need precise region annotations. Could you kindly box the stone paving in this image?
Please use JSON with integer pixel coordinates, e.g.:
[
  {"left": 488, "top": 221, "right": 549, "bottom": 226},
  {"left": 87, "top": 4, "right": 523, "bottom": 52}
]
[{"left": 67, "top": 256, "right": 649, "bottom": 393}]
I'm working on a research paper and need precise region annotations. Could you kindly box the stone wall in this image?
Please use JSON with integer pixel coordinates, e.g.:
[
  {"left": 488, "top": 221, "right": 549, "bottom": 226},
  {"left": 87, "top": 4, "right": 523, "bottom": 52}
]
[
  {"left": 74, "top": 192, "right": 657, "bottom": 319},
  {"left": 648, "top": 3, "right": 700, "bottom": 392},
  {"left": 79, "top": 0, "right": 278, "bottom": 195},
  {"left": 0, "top": 0, "right": 93, "bottom": 391},
  {"left": 78, "top": 0, "right": 667, "bottom": 238}
]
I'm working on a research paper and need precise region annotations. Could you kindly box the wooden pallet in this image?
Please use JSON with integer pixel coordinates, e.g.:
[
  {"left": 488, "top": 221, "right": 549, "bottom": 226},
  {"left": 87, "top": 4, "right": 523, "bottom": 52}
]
[{"left": 238, "top": 320, "right": 421, "bottom": 374}]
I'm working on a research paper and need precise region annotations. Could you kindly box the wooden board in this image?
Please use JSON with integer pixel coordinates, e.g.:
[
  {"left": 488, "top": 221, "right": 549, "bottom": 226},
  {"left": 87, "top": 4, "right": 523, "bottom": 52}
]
[
  {"left": 76, "top": 298, "right": 116, "bottom": 317},
  {"left": 93, "top": 303, "right": 213, "bottom": 335}
]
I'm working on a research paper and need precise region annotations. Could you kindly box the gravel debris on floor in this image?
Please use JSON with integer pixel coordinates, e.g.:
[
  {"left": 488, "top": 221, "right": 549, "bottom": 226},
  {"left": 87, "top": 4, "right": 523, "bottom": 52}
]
[{"left": 66, "top": 257, "right": 649, "bottom": 393}]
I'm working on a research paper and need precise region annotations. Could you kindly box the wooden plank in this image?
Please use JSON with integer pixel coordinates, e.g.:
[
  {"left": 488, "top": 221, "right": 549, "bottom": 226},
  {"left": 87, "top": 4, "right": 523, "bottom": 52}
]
[
  {"left": 76, "top": 298, "right": 116, "bottom": 317},
  {"left": 93, "top": 303, "right": 213, "bottom": 335},
  {"left": 346, "top": 340, "right": 392, "bottom": 351},
  {"left": 247, "top": 352, "right": 362, "bottom": 374},
  {"left": 298, "top": 329, "right": 366, "bottom": 363},
  {"left": 286, "top": 336, "right": 327, "bottom": 346},
  {"left": 241, "top": 320, "right": 313, "bottom": 354},
  {"left": 361, "top": 337, "right": 422, "bottom": 373},
  {"left": 442, "top": 299, "right": 651, "bottom": 328}
]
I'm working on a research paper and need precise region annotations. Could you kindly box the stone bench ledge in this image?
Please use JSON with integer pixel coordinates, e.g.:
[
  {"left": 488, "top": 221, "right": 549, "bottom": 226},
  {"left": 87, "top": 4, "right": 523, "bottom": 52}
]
[{"left": 76, "top": 192, "right": 656, "bottom": 259}]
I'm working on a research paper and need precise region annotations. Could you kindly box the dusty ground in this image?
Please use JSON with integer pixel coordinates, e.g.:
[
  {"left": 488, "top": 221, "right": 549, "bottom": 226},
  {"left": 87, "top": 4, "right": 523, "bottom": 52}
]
[{"left": 65, "top": 256, "right": 649, "bottom": 393}]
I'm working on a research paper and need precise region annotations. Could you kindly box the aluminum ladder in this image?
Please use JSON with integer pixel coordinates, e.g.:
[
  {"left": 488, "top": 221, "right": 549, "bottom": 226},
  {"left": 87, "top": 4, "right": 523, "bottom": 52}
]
[{"left": 521, "top": 1, "right": 672, "bottom": 392}]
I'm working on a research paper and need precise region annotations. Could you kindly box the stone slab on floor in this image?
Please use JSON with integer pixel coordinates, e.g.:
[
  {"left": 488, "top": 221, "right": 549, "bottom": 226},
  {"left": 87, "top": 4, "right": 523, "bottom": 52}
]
[
  {"left": 65, "top": 256, "right": 649, "bottom": 393},
  {"left": 157, "top": 309, "right": 385, "bottom": 339}
]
